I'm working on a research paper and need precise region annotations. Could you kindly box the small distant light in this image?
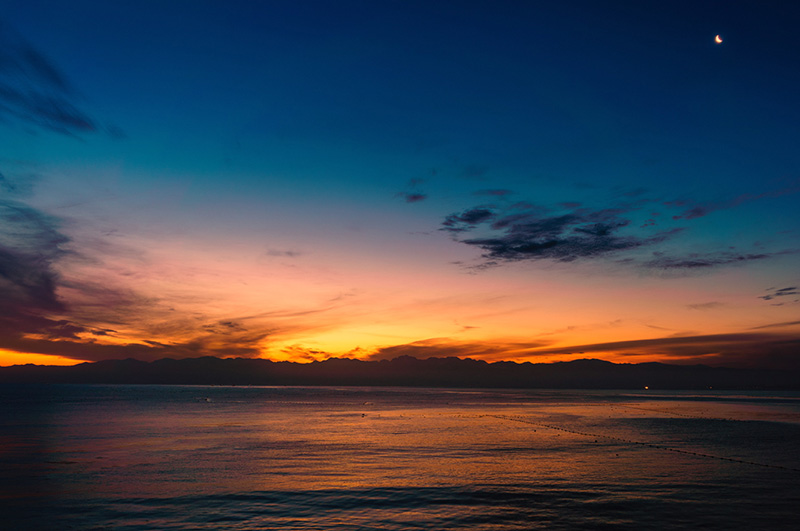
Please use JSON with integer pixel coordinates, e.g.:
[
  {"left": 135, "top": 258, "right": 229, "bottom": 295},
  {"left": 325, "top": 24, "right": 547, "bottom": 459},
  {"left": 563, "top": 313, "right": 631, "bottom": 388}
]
[
  {"left": 644, "top": 386, "right": 649, "bottom": 390},
  {"left": 714, "top": 34, "right": 723, "bottom": 44}
]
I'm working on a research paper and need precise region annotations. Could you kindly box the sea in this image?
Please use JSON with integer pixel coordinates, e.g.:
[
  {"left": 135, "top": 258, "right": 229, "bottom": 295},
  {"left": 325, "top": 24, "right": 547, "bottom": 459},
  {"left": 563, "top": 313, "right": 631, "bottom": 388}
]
[{"left": 1, "top": 384, "right": 798, "bottom": 530}]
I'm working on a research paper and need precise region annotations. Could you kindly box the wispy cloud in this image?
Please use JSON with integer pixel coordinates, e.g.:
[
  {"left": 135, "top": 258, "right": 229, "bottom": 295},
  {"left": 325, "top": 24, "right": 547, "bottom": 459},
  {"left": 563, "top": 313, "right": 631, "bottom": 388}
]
[
  {"left": 749, "top": 320, "right": 800, "bottom": 330},
  {"left": 442, "top": 189, "right": 796, "bottom": 272},
  {"left": 0, "top": 184, "right": 284, "bottom": 362},
  {"left": 523, "top": 332, "right": 800, "bottom": 369},
  {"left": 0, "top": 199, "right": 71, "bottom": 326},
  {"left": 442, "top": 207, "right": 495, "bottom": 234},
  {"left": 400, "top": 192, "right": 427, "bottom": 203},
  {"left": 0, "top": 330, "right": 269, "bottom": 363},
  {"left": 686, "top": 301, "right": 725, "bottom": 310},
  {"left": 760, "top": 286, "right": 799, "bottom": 301},
  {"left": 355, "top": 329, "right": 800, "bottom": 369},
  {"left": 0, "top": 24, "right": 97, "bottom": 135},
  {"left": 442, "top": 202, "right": 674, "bottom": 264},
  {"left": 643, "top": 251, "right": 775, "bottom": 270},
  {"left": 669, "top": 178, "right": 800, "bottom": 220},
  {"left": 365, "top": 337, "right": 550, "bottom": 362},
  {"left": 396, "top": 178, "right": 427, "bottom": 203},
  {"left": 266, "top": 248, "right": 303, "bottom": 258},
  {"left": 0, "top": 195, "right": 140, "bottom": 354},
  {"left": 280, "top": 344, "right": 332, "bottom": 362},
  {"left": 0, "top": 170, "right": 37, "bottom": 196}
]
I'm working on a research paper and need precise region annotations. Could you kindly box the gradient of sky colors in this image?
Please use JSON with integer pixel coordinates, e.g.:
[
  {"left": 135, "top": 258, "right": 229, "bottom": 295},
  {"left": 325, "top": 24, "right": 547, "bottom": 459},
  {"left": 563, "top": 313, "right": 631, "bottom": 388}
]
[{"left": 1, "top": 0, "right": 799, "bottom": 368}]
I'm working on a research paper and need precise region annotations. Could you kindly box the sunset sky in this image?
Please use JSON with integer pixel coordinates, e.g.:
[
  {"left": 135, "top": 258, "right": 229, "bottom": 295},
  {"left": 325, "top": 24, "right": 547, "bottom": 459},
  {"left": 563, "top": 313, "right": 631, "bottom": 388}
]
[{"left": 1, "top": 0, "right": 799, "bottom": 368}]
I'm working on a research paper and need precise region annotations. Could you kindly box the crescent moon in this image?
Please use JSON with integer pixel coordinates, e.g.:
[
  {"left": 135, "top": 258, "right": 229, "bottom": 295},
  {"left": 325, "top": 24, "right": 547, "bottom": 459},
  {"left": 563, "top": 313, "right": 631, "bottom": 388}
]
[{"left": 714, "top": 34, "right": 723, "bottom": 44}]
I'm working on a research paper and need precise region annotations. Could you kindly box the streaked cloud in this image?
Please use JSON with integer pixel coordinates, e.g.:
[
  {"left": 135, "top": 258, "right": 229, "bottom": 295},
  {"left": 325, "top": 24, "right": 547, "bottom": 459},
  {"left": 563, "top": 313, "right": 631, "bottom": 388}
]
[
  {"left": 442, "top": 202, "right": 673, "bottom": 263},
  {"left": 749, "top": 320, "right": 800, "bottom": 330},
  {"left": 365, "top": 337, "right": 550, "bottom": 362},
  {"left": 643, "top": 251, "right": 775, "bottom": 270},
  {"left": 669, "top": 178, "right": 800, "bottom": 220},
  {"left": 400, "top": 192, "right": 427, "bottom": 203},
  {"left": 760, "top": 286, "right": 799, "bottom": 301},
  {"left": 0, "top": 24, "right": 96, "bottom": 135},
  {"left": 442, "top": 192, "right": 796, "bottom": 273},
  {"left": 686, "top": 302, "right": 725, "bottom": 310},
  {"left": 523, "top": 332, "right": 800, "bottom": 369},
  {"left": 0, "top": 198, "right": 72, "bottom": 332},
  {"left": 266, "top": 248, "right": 304, "bottom": 258},
  {"left": 441, "top": 207, "right": 495, "bottom": 234},
  {"left": 396, "top": 178, "right": 428, "bottom": 203}
]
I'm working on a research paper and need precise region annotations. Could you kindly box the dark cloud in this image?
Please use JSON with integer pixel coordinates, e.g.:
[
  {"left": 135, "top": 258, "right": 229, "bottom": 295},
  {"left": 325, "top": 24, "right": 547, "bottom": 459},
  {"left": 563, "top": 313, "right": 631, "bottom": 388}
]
[
  {"left": 0, "top": 198, "right": 105, "bottom": 350},
  {"left": 750, "top": 320, "right": 800, "bottom": 330},
  {"left": 687, "top": 302, "right": 725, "bottom": 310},
  {"left": 0, "top": 194, "right": 273, "bottom": 363},
  {"left": 366, "top": 338, "right": 550, "bottom": 362},
  {"left": 280, "top": 345, "right": 332, "bottom": 362},
  {"left": 0, "top": 333, "right": 266, "bottom": 363},
  {"left": 0, "top": 296, "right": 274, "bottom": 361},
  {"left": 669, "top": 179, "right": 800, "bottom": 220},
  {"left": 360, "top": 332, "right": 800, "bottom": 369},
  {"left": 443, "top": 204, "right": 671, "bottom": 263},
  {"left": 526, "top": 332, "right": 800, "bottom": 369},
  {"left": 665, "top": 199, "right": 714, "bottom": 220},
  {"left": 644, "top": 251, "right": 773, "bottom": 270},
  {"left": 401, "top": 192, "right": 427, "bottom": 203},
  {"left": 202, "top": 320, "right": 246, "bottom": 334},
  {"left": 266, "top": 248, "right": 303, "bottom": 258},
  {"left": 0, "top": 199, "right": 70, "bottom": 315},
  {"left": 443, "top": 193, "right": 795, "bottom": 271},
  {"left": 0, "top": 198, "right": 104, "bottom": 346},
  {"left": 396, "top": 177, "right": 428, "bottom": 203},
  {"left": 760, "top": 286, "right": 799, "bottom": 301},
  {"left": 0, "top": 24, "right": 96, "bottom": 135},
  {"left": 441, "top": 208, "right": 495, "bottom": 234}
]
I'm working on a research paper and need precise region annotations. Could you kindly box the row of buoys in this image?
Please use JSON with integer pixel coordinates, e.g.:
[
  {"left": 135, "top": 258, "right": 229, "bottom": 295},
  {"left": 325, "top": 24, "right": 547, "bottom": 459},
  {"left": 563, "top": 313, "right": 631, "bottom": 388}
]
[
  {"left": 486, "top": 414, "right": 799, "bottom": 473},
  {"left": 616, "top": 404, "right": 742, "bottom": 422}
]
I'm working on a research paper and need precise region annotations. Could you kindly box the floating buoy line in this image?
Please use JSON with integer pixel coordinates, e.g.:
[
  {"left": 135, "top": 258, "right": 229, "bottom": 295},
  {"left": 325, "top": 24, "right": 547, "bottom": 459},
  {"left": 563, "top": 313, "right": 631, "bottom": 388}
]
[
  {"left": 484, "top": 414, "right": 800, "bottom": 473},
  {"left": 610, "top": 404, "right": 744, "bottom": 421}
]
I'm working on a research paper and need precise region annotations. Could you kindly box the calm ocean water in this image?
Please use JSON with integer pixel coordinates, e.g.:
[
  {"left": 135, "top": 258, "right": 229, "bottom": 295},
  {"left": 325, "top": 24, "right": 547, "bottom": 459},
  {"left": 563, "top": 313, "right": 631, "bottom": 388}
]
[{"left": 1, "top": 385, "right": 799, "bottom": 530}]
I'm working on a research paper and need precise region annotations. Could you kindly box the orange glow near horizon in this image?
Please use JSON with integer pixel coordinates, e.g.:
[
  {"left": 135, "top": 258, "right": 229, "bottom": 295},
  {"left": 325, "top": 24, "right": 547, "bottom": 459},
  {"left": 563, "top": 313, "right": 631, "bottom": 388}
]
[
  {"left": 1, "top": 231, "right": 796, "bottom": 368},
  {"left": 0, "top": 341, "right": 726, "bottom": 368},
  {"left": 0, "top": 349, "right": 88, "bottom": 367}
]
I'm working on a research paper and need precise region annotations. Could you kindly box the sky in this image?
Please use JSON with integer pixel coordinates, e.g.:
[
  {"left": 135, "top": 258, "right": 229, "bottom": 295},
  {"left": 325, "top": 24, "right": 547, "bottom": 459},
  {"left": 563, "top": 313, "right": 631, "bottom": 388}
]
[{"left": 1, "top": 0, "right": 799, "bottom": 369}]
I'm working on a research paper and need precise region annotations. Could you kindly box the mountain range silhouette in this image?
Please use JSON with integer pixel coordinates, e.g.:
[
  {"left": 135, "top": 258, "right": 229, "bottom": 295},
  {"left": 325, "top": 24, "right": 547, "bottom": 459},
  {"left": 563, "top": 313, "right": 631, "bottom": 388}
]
[{"left": 2, "top": 356, "right": 798, "bottom": 389}]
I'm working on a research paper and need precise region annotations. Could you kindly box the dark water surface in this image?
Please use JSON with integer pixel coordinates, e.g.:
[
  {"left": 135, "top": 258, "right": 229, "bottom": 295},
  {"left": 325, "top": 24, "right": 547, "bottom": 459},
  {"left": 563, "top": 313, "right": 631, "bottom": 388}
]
[{"left": 1, "top": 385, "right": 798, "bottom": 529}]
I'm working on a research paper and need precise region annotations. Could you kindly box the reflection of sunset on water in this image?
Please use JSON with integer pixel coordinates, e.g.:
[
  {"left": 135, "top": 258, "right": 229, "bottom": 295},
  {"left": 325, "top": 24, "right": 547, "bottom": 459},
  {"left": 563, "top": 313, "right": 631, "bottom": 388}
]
[{"left": 3, "top": 386, "right": 798, "bottom": 528}]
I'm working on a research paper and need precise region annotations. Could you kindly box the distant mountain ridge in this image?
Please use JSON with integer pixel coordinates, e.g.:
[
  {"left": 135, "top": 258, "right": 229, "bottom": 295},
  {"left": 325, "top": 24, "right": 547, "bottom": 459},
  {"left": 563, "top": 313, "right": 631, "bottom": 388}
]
[{"left": 1, "top": 356, "right": 797, "bottom": 389}]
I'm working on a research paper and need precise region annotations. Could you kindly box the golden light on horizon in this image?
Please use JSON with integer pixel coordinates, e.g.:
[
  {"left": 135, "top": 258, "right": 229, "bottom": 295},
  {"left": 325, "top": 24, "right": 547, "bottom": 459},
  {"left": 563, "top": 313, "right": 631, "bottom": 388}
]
[{"left": 0, "top": 349, "right": 87, "bottom": 367}]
